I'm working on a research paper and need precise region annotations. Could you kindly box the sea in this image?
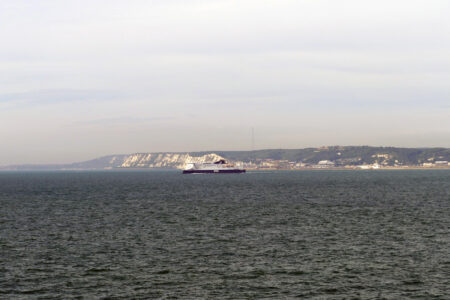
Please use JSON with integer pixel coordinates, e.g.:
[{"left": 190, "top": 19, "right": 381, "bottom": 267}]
[{"left": 0, "top": 170, "right": 449, "bottom": 299}]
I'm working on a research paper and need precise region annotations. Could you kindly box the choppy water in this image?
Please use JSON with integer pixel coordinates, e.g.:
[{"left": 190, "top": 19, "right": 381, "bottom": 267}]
[{"left": 0, "top": 170, "right": 449, "bottom": 299}]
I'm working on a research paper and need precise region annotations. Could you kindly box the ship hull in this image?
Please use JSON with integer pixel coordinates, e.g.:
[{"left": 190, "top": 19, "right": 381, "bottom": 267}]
[{"left": 182, "top": 169, "right": 246, "bottom": 174}]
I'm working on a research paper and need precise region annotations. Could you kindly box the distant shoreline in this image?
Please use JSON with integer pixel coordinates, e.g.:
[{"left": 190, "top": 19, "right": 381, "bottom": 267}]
[
  {"left": 2, "top": 166, "right": 450, "bottom": 172},
  {"left": 2, "top": 146, "right": 449, "bottom": 171}
]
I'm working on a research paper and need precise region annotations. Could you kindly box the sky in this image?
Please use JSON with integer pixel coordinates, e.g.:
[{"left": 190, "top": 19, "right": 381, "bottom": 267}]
[{"left": 1, "top": 0, "right": 450, "bottom": 164}]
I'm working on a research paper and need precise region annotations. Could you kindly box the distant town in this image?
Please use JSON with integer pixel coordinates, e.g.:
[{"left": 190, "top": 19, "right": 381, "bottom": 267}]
[
  {"left": 231, "top": 146, "right": 450, "bottom": 170},
  {"left": 237, "top": 156, "right": 450, "bottom": 170}
]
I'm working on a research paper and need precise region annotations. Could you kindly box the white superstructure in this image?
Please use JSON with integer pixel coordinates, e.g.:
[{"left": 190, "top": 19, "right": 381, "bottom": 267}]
[{"left": 183, "top": 159, "right": 245, "bottom": 174}]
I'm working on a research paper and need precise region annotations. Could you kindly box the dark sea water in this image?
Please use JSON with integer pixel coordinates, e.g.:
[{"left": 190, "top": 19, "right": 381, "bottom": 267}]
[{"left": 0, "top": 170, "right": 449, "bottom": 299}]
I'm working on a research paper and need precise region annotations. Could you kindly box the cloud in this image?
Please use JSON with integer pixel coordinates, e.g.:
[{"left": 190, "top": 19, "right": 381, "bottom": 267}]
[
  {"left": 0, "top": 0, "right": 449, "bottom": 164},
  {"left": 0, "top": 89, "right": 124, "bottom": 109},
  {"left": 79, "top": 116, "right": 175, "bottom": 125}
]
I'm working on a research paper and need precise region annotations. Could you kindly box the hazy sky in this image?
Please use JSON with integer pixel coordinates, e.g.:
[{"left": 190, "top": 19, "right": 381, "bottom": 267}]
[{"left": 1, "top": 0, "right": 450, "bottom": 164}]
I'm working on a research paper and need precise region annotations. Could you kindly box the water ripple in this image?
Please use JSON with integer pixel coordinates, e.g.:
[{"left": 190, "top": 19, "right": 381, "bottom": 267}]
[{"left": 0, "top": 170, "right": 449, "bottom": 298}]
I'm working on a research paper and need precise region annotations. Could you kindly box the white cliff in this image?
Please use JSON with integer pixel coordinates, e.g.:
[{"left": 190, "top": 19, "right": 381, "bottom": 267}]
[{"left": 119, "top": 153, "right": 224, "bottom": 169}]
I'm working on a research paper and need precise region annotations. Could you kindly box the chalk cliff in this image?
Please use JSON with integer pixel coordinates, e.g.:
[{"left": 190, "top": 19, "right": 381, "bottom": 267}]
[{"left": 118, "top": 153, "right": 224, "bottom": 169}]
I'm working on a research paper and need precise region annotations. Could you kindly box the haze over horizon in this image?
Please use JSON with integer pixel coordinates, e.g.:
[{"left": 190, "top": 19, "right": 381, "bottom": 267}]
[{"left": 1, "top": 0, "right": 450, "bottom": 165}]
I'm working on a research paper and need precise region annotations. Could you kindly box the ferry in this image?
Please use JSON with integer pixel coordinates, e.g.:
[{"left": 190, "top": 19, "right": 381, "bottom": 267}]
[{"left": 182, "top": 159, "right": 246, "bottom": 174}]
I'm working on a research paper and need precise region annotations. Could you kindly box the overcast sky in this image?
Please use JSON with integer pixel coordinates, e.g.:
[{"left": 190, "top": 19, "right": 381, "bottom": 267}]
[{"left": 1, "top": 0, "right": 450, "bottom": 164}]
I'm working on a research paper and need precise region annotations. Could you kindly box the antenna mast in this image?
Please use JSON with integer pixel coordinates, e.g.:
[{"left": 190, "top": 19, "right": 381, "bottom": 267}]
[
  {"left": 251, "top": 127, "right": 255, "bottom": 164},
  {"left": 251, "top": 127, "right": 255, "bottom": 152}
]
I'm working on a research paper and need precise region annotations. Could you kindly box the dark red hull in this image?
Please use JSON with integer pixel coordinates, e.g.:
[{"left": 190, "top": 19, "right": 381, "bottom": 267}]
[{"left": 182, "top": 169, "right": 246, "bottom": 174}]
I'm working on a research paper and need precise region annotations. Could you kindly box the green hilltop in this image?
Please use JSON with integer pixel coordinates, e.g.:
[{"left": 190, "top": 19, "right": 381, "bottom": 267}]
[{"left": 195, "top": 146, "right": 450, "bottom": 166}]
